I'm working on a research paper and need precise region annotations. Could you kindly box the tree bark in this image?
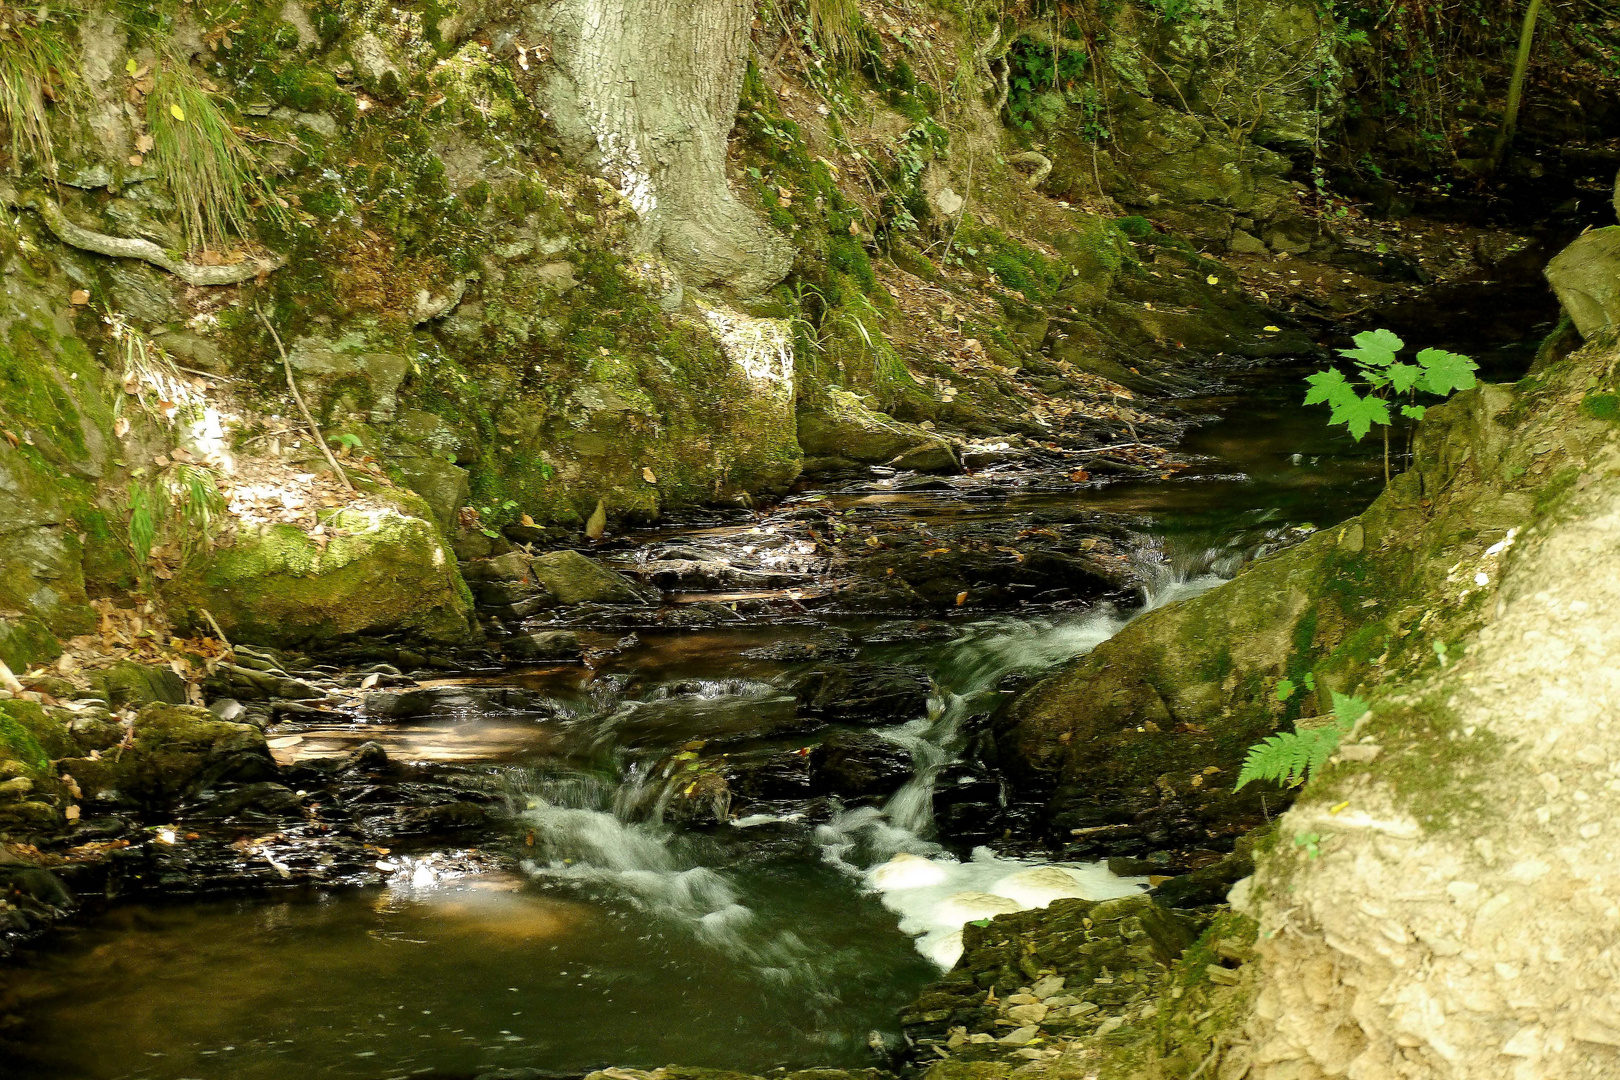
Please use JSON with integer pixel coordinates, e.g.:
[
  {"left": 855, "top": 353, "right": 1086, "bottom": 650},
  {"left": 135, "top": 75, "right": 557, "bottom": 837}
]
[{"left": 535, "top": 0, "right": 793, "bottom": 296}]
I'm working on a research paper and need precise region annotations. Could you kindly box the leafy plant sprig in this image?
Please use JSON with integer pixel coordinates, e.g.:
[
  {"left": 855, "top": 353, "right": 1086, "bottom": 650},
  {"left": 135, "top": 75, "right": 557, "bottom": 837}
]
[
  {"left": 1235, "top": 689, "right": 1369, "bottom": 791},
  {"left": 1304, "top": 329, "right": 1479, "bottom": 481}
]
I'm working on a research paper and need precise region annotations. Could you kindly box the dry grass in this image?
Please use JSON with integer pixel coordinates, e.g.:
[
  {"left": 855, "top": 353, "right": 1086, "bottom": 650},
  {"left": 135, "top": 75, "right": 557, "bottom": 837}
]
[
  {"left": 147, "top": 58, "right": 278, "bottom": 252},
  {"left": 808, "top": 0, "right": 860, "bottom": 62},
  {"left": 0, "top": 7, "right": 80, "bottom": 174}
]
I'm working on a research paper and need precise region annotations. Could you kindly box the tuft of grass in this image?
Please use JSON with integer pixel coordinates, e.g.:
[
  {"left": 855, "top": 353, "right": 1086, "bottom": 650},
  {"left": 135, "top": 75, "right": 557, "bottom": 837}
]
[
  {"left": 147, "top": 57, "right": 278, "bottom": 253},
  {"left": 807, "top": 0, "right": 859, "bottom": 63},
  {"left": 0, "top": 7, "right": 81, "bottom": 175}
]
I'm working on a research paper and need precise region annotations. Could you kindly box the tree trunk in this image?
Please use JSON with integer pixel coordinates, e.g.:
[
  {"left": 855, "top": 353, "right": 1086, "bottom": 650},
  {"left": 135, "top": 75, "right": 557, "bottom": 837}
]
[
  {"left": 1490, "top": 0, "right": 1542, "bottom": 168},
  {"left": 535, "top": 0, "right": 793, "bottom": 296}
]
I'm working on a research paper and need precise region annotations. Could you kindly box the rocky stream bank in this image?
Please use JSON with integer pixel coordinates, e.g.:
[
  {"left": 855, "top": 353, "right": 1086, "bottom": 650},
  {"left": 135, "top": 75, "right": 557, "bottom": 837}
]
[{"left": 2, "top": 0, "right": 1619, "bottom": 1078}]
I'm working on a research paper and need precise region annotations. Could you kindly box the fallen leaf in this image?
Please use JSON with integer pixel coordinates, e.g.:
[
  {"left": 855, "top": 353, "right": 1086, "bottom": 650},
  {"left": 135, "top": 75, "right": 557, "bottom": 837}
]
[
  {"left": 1263, "top": 325, "right": 1282, "bottom": 332},
  {"left": 520, "top": 513, "right": 536, "bottom": 527},
  {"left": 1067, "top": 469, "right": 1091, "bottom": 482},
  {"left": 585, "top": 498, "right": 607, "bottom": 541},
  {"left": 70, "top": 289, "right": 90, "bottom": 305},
  {"left": 641, "top": 467, "right": 657, "bottom": 484},
  {"left": 135, "top": 133, "right": 154, "bottom": 153},
  {"left": 65, "top": 805, "right": 81, "bottom": 822},
  {"left": 128, "top": 153, "right": 144, "bottom": 167},
  {"left": 361, "top": 673, "right": 380, "bottom": 689},
  {"left": 169, "top": 103, "right": 186, "bottom": 121},
  {"left": 955, "top": 591, "right": 968, "bottom": 606},
  {"left": 1206, "top": 275, "right": 1219, "bottom": 285}
]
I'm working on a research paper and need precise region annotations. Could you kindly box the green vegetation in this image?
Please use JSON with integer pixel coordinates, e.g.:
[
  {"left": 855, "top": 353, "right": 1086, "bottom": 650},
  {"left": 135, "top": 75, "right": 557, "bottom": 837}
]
[
  {"left": 1236, "top": 690, "right": 1369, "bottom": 790},
  {"left": 1305, "top": 328, "right": 1479, "bottom": 480},
  {"left": 0, "top": 6, "right": 79, "bottom": 174},
  {"left": 148, "top": 57, "right": 280, "bottom": 252}
]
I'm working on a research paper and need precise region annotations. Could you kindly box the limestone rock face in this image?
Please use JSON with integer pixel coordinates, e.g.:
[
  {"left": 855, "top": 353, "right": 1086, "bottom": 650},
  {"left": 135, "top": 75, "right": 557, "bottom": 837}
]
[
  {"left": 1545, "top": 226, "right": 1620, "bottom": 339},
  {"left": 1239, "top": 340, "right": 1620, "bottom": 1080}
]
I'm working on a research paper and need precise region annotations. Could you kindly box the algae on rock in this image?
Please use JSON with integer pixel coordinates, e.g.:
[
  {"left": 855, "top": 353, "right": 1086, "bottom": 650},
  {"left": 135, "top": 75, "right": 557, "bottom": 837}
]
[{"left": 164, "top": 503, "right": 477, "bottom": 650}]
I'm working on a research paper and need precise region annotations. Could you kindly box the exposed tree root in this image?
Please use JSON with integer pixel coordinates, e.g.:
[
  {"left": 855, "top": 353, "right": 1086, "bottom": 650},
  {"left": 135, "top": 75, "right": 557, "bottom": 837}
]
[{"left": 0, "top": 184, "right": 283, "bottom": 286}]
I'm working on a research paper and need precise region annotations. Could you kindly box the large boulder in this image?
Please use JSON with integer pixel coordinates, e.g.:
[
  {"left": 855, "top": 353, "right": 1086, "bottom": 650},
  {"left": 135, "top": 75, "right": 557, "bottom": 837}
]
[
  {"left": 61, "top": 703, "right": 277, "bottom": 810},
  {"left": 1236, "top": 340, "right": 1620, "bottom": 1080},
  {"left": 87, "top": 660, "right": 188, "bottom": 709},
  {"left": 998, "top": 335, "right": 1619, "bottom": 872},
  {"left": 1545, "top": 225, "right": 1620, "bottom": 339},
  {"left": 810, "top": 731, "right": 913, "bottom": 799},
  {"left": 798, "top": 390, "right": 960, "bottom": 473},
  {"left": 530, "top": 549, "right": 647, "bottom": 605},
  {"left": 165, "top": 504, "right": 477, "bottom": 650}
]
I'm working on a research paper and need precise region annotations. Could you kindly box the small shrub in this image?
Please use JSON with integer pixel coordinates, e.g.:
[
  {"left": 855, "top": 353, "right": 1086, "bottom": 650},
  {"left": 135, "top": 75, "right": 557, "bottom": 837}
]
[{"left": 1304, "top": 328, "right": 1478, "bottom": 480}]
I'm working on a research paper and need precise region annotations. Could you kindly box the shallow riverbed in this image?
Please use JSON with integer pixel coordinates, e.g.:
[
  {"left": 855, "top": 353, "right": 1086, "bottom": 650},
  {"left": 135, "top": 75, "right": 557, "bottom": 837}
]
[{"left": 4, "top": 346, "right": 1494, "bottom": 1080}]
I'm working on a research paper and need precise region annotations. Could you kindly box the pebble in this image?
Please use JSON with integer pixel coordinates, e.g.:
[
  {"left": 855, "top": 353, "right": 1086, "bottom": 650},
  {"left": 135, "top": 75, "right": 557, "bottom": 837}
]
[
  {"left": 1030, "top": 974, "right": 1066, "bottom": 998},
  {"left": 998, "top": 1026, "right": 1039, "bottom": 1046},
  {"left": 1096, "top": 1017, "right": 1124, "bottom": 1036},
  {"left": 1005, "top": 993, "right": 1040, "bottom": 1006},
  {"left": 1006, "top": 1003, "right": 1048, "bottom": 1025}
]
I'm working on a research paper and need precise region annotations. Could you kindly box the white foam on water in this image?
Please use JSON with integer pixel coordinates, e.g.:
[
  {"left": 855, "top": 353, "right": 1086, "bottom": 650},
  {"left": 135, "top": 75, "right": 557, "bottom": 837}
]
[
  {"left": 815, "top": 562, "right": 1226, "bottom": 967},
  {"left": 859, "top": 847, "right": 1148, "bottom": 969}
]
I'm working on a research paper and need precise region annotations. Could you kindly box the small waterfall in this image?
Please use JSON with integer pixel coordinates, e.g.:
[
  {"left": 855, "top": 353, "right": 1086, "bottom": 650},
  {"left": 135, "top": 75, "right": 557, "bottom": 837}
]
[
  {"left": 815, "top": 548, "right": 1232, "bottom": 966},
  {"left": 508, "top": 543, "right": 1238, "bottom": 971}
]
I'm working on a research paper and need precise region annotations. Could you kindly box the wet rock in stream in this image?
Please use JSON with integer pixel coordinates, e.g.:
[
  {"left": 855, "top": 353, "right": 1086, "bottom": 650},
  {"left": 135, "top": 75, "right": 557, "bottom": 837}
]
[
  {"left": 793, "top": 664, "right": 933, "bottom": 724},
  {"left": 810, "top": 732, "right": 913, "bottom": 800},
  {"left": 898, "top": 894, "right": 1194, "bottom": 1059},
  {"left": 363, "top": 685, "right": 560, "bottom": 719}
]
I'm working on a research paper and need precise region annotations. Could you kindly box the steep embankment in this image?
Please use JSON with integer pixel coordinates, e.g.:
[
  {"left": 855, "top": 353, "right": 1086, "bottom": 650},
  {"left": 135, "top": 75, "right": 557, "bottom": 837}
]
[
  {"left": 1, "top": 0, "right": 1371, "bottom": 675},
  {"left": 987, "top": 216, "right": 1620, "bottom": 1075}
]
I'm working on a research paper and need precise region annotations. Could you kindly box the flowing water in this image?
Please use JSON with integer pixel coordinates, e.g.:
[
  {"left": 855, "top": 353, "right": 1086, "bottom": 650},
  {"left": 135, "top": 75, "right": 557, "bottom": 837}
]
[{"left": 1, "top": 343, "right": 1526, "bottom": 1079}]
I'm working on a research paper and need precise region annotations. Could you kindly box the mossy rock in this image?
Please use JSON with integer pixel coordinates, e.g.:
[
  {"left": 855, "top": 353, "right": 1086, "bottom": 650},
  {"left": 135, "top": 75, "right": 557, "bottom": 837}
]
[
  {"left": 88, "top": 660, "right": 188, "bottom": 709},
  {"left": 0, "top": 613, "right": 61, "bottom": 672},
  {"left": 60, "top": 703, "right": 275, "bottom": 810},
  {"left": 0, "top": 699, "right": 73, "bottom": 764},
  {"left": 0, "top": 701, "right": 55, "bottom": 779},
  {"left": 797, "top": 390, "right": 946, "bottom": 467},
  {"left": 164, "top": 503, "right": 476, "bottom": 650},
  {"left": 530, "top": 550, "right": 646, "bottom": 605}
]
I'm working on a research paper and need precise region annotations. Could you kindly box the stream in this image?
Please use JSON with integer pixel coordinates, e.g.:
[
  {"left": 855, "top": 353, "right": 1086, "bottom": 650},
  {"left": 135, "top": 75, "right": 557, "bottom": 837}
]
[{"left": 2, "top": 308, "right": 1544, "bottom": 1079}]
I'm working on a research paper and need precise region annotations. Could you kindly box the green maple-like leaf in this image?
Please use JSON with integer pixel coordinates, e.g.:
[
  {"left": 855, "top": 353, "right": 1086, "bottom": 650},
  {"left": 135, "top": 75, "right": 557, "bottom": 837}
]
[
  {"left": 1414, "top": 348, "right": 1478, "bottom": 395},
  {"left": 1304, "top": 367, "right": 1357, "bottom": 408},
  {"left": 1386, "top": 362, "right": 1422, "bottom": 394},
  {"left": 1328, "top": 392, "right": 1391, "bottom": 441},
  {"left": 1339, "top": 328, "right": 1405, "bottom": 368},
  {"left": 1401, "top": 403, "right": 1427, "bottom": 420}
]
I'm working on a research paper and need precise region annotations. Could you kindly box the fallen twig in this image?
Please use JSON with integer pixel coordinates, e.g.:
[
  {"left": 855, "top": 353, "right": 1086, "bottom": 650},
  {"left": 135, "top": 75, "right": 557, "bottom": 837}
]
[{"left": 254, "top": 304, "right": 353, "bottom": 491}]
